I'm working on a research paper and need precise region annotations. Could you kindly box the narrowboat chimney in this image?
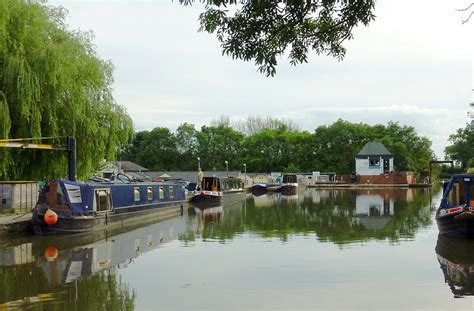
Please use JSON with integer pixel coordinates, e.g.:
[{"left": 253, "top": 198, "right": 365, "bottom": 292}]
[{"left": 67, "top": 136, "right": 77, "bottom": 181}]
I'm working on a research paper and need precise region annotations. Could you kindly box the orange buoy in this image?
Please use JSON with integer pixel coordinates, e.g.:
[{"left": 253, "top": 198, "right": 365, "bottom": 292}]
[
  {"left": 44, "top": 209, "right": 58, "bottom": 225},
  {"left": 44, "top": 246, "right": 58, "bottom": 262}
]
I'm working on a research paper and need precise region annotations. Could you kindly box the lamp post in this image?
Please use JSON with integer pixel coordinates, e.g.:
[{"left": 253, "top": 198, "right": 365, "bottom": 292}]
[
  {"left": 197, "top": 157, "right": 201, "bottom": 171},
  {"left": 225, "top": 160, "right": 228, "bottom": 176},
  {"left": 243, "top": 163, "right": 247, "bottom": 188}
]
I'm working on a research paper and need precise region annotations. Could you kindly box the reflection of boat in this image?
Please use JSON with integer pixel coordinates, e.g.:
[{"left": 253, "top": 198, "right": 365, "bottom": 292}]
[
  {"left": 31, "top": 179, "right": 186, "bottom": 234},
  {"left": 253, "top": 194, "right": 274, "bottom": 207},
  {"left": 193, "top": 206, "right": 223, "bottom": 232},
  {"left": 279, "top": 174, "right": 298, "bottom": 194},
  {"left": 280, "top": 193, "right": 298, "bottom": 202},
  {"left": 194, "top": 206, "right": 223, "bottom": 223},
  {"left": 436, "top": 234, "right": 474, "bottom": 297},
  {"left": 30, "top": 216, "right": 190, "bottom": 285},
  {"left": 191, "top": 177, "right": 244, "bottom": 204},
  {"left": 436, "top": 174, "right": 474, "bottom": 238}
]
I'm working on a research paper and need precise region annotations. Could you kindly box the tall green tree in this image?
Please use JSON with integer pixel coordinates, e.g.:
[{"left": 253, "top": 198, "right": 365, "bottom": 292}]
[
  {"left": 196, "top": 124, "right": 244, "bottom": 170},
  {"left": 311, "top": 120, "right": 372, "bottom": 174},
  {"left": 175, "top": 122, "right": 199, "bottom": 170},
  {"left": 373, "top": 122, "right": 434, "bottom": 172},
  {"left": 445, "top": 121, "right": 474, "bottom": 169},
  {"left": 0, "top": 0, "right": 133, "bottom": 180}
]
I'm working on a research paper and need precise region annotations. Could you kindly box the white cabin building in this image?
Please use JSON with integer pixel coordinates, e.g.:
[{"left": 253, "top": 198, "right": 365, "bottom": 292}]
[{"left": 355, "top": 142, "right": 394, "bottom": 176}]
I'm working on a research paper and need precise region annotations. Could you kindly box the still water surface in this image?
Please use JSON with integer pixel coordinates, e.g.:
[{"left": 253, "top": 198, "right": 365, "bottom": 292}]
[{"left": 1, "top": 187, "right": 474, "bottom": 310}]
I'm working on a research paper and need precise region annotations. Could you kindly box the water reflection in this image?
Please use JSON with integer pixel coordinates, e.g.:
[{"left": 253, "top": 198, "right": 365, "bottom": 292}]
[
  {"left": 436, "top": 235, "right": 474, "bottom": 298},
  {"left": 0, "top": 216, "right": 192, "bottom": 309},
  {"left": 184, "top": 188, "right": 433, "bottom": 244},
  {"left": 0, "top": 188, "right": 438, "bottom": 309}
]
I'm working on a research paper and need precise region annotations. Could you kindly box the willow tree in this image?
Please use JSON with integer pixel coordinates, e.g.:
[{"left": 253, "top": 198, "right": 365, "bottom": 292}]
[{"left": 0, "top": 0, "right": 133, "bottom": 180}]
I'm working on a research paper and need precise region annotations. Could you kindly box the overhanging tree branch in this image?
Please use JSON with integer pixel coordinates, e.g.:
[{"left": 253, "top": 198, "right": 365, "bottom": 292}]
[{"left": 456, "top": 2, "right": 474, "bottom": 23}]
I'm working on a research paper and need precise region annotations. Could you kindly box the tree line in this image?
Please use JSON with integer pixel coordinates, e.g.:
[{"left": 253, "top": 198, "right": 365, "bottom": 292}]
[{"left": 120, "top": 118, "right": 435, "bottom": 175}]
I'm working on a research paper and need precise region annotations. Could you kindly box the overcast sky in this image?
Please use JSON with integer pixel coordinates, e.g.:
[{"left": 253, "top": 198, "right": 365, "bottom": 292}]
[{"left": 51, "top": 0, "right": 473, "bottom": 157}]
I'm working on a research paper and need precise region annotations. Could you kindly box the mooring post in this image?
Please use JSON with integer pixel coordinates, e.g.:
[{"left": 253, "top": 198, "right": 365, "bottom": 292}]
[{"left": 67, "top": 136, "right": 77, "bottom": 181}]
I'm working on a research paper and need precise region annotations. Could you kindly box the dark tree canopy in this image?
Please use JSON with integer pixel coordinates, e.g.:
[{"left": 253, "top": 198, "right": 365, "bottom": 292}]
[
  {"left": 180, "top": 0, "right": 376, "bottom": 76},
  {"left": 445, "top": 122, "right": 474, "bottom": 169}
]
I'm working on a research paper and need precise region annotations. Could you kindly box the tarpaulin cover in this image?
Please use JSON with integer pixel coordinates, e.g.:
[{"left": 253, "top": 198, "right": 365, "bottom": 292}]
[{"left": 60, "top": 180, "right": 94, "bottom": 215}]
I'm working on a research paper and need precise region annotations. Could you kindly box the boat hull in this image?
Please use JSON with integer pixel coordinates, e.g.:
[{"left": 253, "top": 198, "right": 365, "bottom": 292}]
[
  {"left": 280, "top": 184, "right": 297, "bottom": 195},
  {"left": 190, "top": 191, "right": 246, "bottom": 208},
  {"left": 191, "top": 192, "right": 222, "bottom": 204},
  {"left": 251, "top": 184, "right": 268, "bottom": 195},
  {"left": 436, "top": 212, "right": 474, "bottom": 239},
  {"left": 31, "top": 202, "right": 184, "bottom": 235}
]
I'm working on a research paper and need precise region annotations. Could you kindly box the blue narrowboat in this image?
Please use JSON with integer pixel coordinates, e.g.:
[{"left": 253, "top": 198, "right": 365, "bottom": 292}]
[
  {"left": 436, "top": 174, "right": 474, "bottom": 238},
  {"left": 31, "top": 179, "right": 186, "bottom": 234}
]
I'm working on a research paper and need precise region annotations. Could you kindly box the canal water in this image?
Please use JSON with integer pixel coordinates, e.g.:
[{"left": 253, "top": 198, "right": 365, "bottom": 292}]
[{"left": 1, "top": 187, "right": 473, "bottom": 310}]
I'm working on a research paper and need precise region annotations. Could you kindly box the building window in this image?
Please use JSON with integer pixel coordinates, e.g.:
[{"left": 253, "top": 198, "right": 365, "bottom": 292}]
[
  {"left": 134, "top": 187, "right": 140, "bottom": 201},
  {"left": 169, "top": 186, "right": 174, "bottom": 199},
  {"left": 147, "top": 187, "right": 153, "bottom": 201},
  {"left": 369, "top": 159, "right": 380, "bottom": 168},
  {"left": 159, "top": 186, "right": 164, "bottom": 199}
]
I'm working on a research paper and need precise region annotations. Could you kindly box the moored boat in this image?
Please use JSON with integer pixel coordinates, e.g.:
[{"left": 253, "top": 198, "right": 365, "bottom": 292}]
[
  {"left": 436, "top": 174, "right": 474, "bottom": 239},
  {"left": 279, "top": 174, "right": 298, "bottom": 194},
  {"left": 31, "top": 179, "right": 186, "bottom": 234},
  {"left": 251, "top": 183, "right": 268, "bottom": 195},
  {"left": 191, "top": 176, "right": 244, "bottom": 204}
]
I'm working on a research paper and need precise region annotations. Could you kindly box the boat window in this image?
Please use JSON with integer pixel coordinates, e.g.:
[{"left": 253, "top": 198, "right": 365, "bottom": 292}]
[
  {"left": 283, "top": 175, "right": 297, "bottom": 183},
  {"left": 159, "top": 186, "right": 164, "bottom": 199},
  {"left": 147, "top": 187, "right": 153, "bottom": 200},
  {"left": 169, "top": 186, "right": 174, "bottom": 199},
  {"left": 95, "top": 189, "right": 111, "bottom": 212},
  {"left": 448, "top": 182, "right": 467, "bottom": 206},
  {"left": 134, "top": 187, "right": 140, "bottom": 202},
  {"left": 203, "top": 178, "right": 212, "bottom": 191},
  {"left": 470, "top": 182, "right": 474, "bottom": 206},
  {"left": 64, "top": 183, "right": 82, "bottom": 204}
]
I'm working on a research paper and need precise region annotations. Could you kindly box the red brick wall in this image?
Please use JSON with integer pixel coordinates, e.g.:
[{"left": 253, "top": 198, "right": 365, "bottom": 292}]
[
  {"left": 357, "top": 172, "right": 409, "bottom": 184},
  {"left": 335, "top": 175, "right": 352, "bottom": 183}
]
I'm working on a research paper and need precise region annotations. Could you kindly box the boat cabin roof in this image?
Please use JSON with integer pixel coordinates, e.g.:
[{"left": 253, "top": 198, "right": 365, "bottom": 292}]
[
  {"left": 56, "top": 179, "right": 180, "bottom": 187},
  {"left": 449, "top": 174, "right": 474, "bottom": 180}
]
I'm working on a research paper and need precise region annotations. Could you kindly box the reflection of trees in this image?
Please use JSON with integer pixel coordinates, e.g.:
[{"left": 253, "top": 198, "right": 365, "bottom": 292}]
[
  {"left": 306, "top": 189, "right": 432, "bottom": 244},
  {"left": 0, "top": 267, "right": 135, "bottom": 310},
  {"left": 180, "top": 189, "right": 433, "bottom": 245}
]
